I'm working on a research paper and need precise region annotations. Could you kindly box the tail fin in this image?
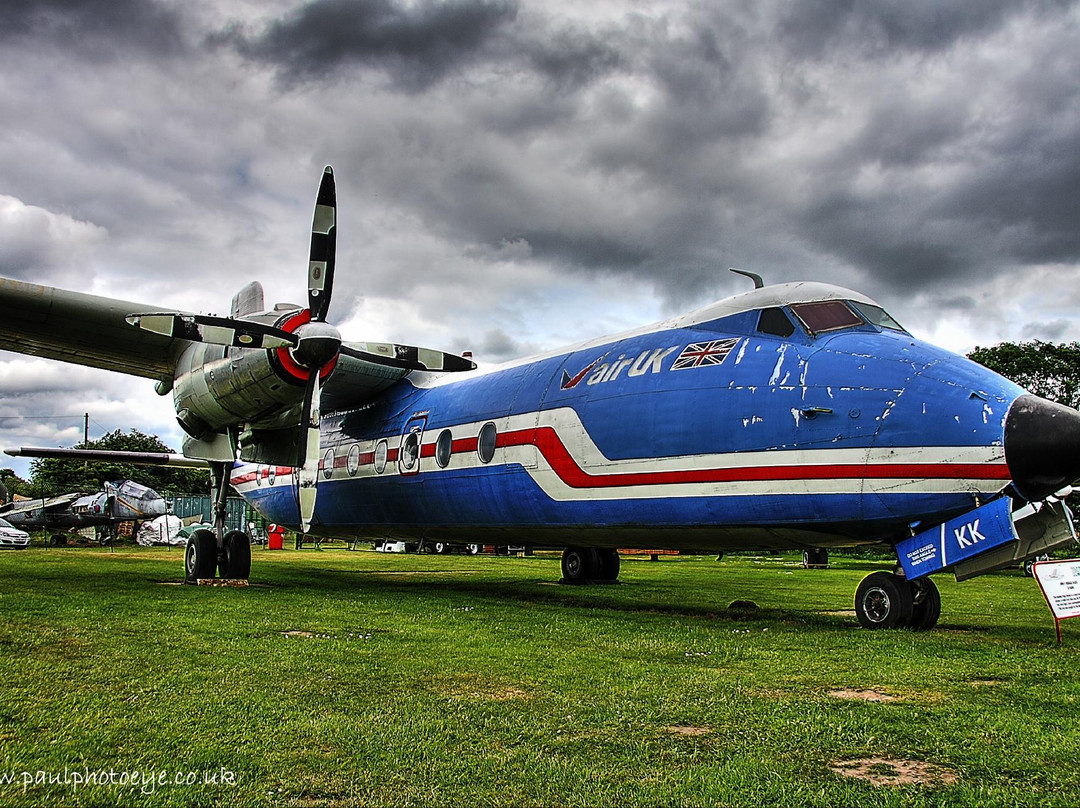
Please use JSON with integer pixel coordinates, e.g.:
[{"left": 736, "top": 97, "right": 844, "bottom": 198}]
[{"left": 231, "top": 281, "right": 265, "bottom": 318}]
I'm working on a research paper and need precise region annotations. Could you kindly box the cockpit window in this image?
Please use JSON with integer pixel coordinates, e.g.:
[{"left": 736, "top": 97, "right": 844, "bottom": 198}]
[
  {"left": 850, "top": 302, "right": 906, "bottom": 332},
  {"left": 757, "top": 307, "right": 795, "bottom": 338},
  {"left": 790, "top": 301, "right": 863, "bottom": 335}
]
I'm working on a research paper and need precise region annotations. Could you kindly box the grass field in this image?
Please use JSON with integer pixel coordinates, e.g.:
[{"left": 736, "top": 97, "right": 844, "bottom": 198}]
[{"left": 1, "top": 543, "right": 1078, "bottom": 807}]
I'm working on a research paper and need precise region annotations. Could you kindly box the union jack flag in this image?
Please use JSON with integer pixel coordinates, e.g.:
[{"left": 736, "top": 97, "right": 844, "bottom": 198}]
[{"left": 671, "top": 338, "right": 740, "bottom": 370}]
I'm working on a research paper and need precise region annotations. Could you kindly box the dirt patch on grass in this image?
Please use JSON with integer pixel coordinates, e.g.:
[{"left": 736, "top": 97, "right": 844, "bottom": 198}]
[
  {"left": 664, "top": 725, "right": 711, "bottom": 736},
  {"left": 454, "top": 685, "right": 530, "bottom": 701},
  {"left": 830, "top": 757, "right": 958, "bottom": 787},
  {"left": 828, "top": 689, "right": 897, "bottom": 702},
  {"left": 156, "top": 580, "right": 272, "bottom": 588},
  {"left": 440, "top": 676, "right": 532, "bottom": 702},
  {"left": 280, "top": 630, "right": 374, "bottom": 640}
]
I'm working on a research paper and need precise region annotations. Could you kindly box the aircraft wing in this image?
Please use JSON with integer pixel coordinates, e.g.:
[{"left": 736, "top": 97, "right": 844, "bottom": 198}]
[
  {"left": 0, "top": 277, "right": 414, "bottom": 407},
  {"left": 322, "top": 344, "right": 412, "bottom": 410},
  {"left": 0, "top": 493, "right": 81, "bottom": 516},
  {"left": 0, "top": 277, "right": 187, "bottom": 379}
]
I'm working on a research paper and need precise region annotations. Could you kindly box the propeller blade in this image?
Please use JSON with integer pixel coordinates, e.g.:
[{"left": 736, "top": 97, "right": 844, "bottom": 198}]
[
  {"left": 297, "top": 371, "right": 322, "bottom": 533},
  {"left": 308, "top": 166, "right": 337, "bottom": 322},
  {"left": 340, "top": 342, "right": 477, "bottom": 373},
  {"left": 126, "top": 313, "right": 297, "bottom": 350}
]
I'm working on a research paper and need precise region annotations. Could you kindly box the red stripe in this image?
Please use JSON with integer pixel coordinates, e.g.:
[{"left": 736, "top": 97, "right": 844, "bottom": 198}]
[{"left": 496, "top": 427, "right": 1011, "bottom": 490}]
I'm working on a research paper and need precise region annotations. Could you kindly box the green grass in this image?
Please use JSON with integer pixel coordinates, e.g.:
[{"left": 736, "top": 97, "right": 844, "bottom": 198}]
[{"left": 1, "top": 545, "right": 1078, "bottom": 807}]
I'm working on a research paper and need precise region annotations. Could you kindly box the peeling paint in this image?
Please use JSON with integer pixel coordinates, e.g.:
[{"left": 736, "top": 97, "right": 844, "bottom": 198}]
[
  {"left": 769, "top": 348, "right": 787, "bottom": 386},
  {"left": 734, "top": 340, "right": 748, "bottom": 365}
]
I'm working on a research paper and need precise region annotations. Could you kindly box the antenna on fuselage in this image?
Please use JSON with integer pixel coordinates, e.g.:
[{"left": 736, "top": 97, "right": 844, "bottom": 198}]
[{"left": 729, "top": 268, "right": 764, "bottom": 289}]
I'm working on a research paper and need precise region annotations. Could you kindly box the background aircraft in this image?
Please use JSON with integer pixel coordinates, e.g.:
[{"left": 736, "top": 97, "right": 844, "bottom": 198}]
[
  {"left": 0, "top": 479, "right": 169, "bottom": 544},
  {"left": 2, "top": 167, "right": 1078, "bottom": 630}
]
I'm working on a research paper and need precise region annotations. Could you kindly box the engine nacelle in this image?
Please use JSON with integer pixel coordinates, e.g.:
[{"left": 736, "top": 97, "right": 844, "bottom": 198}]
[
  {"left": 172, "top": 341, "right": 304, "bottom": 436},
  {"left": 166, "top": 309, "right": 335, "bottom": 461}
]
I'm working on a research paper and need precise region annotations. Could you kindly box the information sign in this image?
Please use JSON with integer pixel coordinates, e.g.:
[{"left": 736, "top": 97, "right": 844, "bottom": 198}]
[{"left": 1032, "top": 559, "right": 1080, "bottom": 644}]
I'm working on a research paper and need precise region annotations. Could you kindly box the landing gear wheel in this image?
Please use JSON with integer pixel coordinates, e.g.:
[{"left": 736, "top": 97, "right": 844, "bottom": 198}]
[
  {"left": 595, "top": 549, "right": 621, "bottom": 582},
  {"left": 802, "top": 548, "right": 828, "bottom": 568},
  {"left": 219, "top": 531, "right": 252, "bottom": 580},
  {"left": 50, "top": 534, "right": 67, "bottom": 546},
  {"left": 908, "top": 577, "right": 941, "bottom": 631},
  {"left": 433, "top": 542, "right": 450, "bottom": 555},
  {"left": 855, "top": 571, "right": 914, "bottom": 629},
  {"left": 185, "top": 529, "right": 218, "bottom": 583},
  {"left": 561, "top": 547, "right": 598, "bottom": 584},
  {"left": 465, "top": 543, "right": 480, "bottom": 555}
]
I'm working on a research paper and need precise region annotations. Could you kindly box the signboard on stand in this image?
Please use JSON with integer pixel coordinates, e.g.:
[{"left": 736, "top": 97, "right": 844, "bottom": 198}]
[{"left": 1032, "top": 559, "right": 1080, "bottom": 644}]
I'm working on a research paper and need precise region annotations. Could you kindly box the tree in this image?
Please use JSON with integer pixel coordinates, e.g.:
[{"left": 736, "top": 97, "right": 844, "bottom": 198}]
[
  {"left": 967, "top": 341, "right": 1080, "bottom": 409},
  {"left": 0, "top": 469, "right": 30, "bottom": 503},
  {"left": 28, "top": 429, "right": 208, "bottom": 498}
]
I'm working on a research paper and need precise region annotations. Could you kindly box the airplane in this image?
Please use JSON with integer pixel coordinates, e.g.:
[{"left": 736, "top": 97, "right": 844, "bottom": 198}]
[
  {"left": 2, "top": 165, "right": 1079, "bottom": 631},
  {"left": 0, "top": 479, "right": 169, "bottom": 544}
]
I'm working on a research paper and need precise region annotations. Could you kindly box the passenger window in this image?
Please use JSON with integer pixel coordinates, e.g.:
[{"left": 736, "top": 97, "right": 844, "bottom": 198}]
[
  {"left": 477, "top": 422, "right": 497, "bottom": 464},
  {"left": 435, "top": 429, "right": 453, "bottom": 468},
  {"left": 757, "top": 307, "right": 795, "bottom": 338}
]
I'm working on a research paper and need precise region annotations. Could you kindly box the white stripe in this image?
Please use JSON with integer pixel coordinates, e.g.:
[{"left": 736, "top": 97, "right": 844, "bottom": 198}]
[{"left": 266, "top": 407, "right": 1010, "bottom": 502}]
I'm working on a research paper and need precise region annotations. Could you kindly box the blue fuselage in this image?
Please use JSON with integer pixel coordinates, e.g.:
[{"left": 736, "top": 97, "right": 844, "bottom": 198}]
[{"left": 234, "top": 296, "right": 1024, "bottom": 551}]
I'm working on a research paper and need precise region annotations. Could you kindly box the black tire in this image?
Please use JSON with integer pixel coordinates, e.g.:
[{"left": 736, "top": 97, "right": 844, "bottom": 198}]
[
  {"left": 909, "top": 577, "right": 941, "bottom": 631},
  {"left": 855, "top": 571, "right": 914, "bottom": 629},
  {"left": 465, "top": 543, "right": 480, "bottom": 555},
  {"left": 595, "top": 548, "right": 621, "bottom": 582},
  {"left": 50, "top": 534, "right": 67, "bottom": 546},
  {"left": 561, "top": 547, "right": 598, "bottom": 584},
  {"left": 220, "top": 531, "right": 252, "bottom": 580},
  {"left": 803, "top": 548, "right": 828, "bottom": 568},
  {"left": 433, "top": 542, "right": 449, "bottom": 555},
  {"left": 185, "top": 529, "right": 218, "bottom": 583}
]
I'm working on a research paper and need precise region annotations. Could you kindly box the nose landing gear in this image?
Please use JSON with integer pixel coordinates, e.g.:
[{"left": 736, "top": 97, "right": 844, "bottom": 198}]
[{"left": 855, "top": 571, "right": 940, "bottom": 630}]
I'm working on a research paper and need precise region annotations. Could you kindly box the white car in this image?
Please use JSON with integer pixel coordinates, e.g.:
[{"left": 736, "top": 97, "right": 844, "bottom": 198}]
[
  {"left": 0, "top": 517, "right": 31, "bottom": 549},
  {"left": 374, "top": 540, "right": 407, "bottom": 553}
]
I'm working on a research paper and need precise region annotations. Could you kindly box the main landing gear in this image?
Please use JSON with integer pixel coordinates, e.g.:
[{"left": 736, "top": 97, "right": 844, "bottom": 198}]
[
  {"left": 854, "top": 571, "right": 940, "bottom": 630},
  {"left": 561, "top": 547, "right": 621, "bottom": 584},
  {"left": 184, "top": 461, "right": 252, "bottom": 584}
]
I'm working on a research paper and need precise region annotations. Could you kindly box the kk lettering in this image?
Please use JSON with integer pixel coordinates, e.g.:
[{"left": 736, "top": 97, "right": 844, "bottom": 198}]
[{"left": 954, "top": 519, "right": 986, "bottom": 548}]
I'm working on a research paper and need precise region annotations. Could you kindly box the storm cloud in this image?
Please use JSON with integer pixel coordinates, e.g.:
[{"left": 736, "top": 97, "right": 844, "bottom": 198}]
[{"left": 1, "top": 0, "right": 1079, "bottom": 472}]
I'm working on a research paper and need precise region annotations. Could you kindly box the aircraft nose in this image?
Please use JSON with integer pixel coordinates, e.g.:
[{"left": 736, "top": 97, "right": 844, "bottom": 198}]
[{"left": 1004, "top": 394, "right": 1080, "bottom": 501}]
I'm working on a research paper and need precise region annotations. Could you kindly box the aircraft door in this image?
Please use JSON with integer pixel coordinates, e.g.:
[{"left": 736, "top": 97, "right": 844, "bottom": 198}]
[{"left": 398, "top": 414, "right": 427, "bottom": 477}]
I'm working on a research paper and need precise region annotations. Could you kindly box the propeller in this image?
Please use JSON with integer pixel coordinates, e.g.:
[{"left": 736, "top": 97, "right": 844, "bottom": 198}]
[
  {"left": 292, "top": 166, "right": 339, "bottom": 533},
  {"left": 126, "top": 165, "right": 476, "bottom": 532}
]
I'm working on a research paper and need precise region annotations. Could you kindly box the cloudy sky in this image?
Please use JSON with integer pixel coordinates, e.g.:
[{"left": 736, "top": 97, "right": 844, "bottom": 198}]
[{"left": 1, "top": 0, "right": 1079, "bottom": 478}]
